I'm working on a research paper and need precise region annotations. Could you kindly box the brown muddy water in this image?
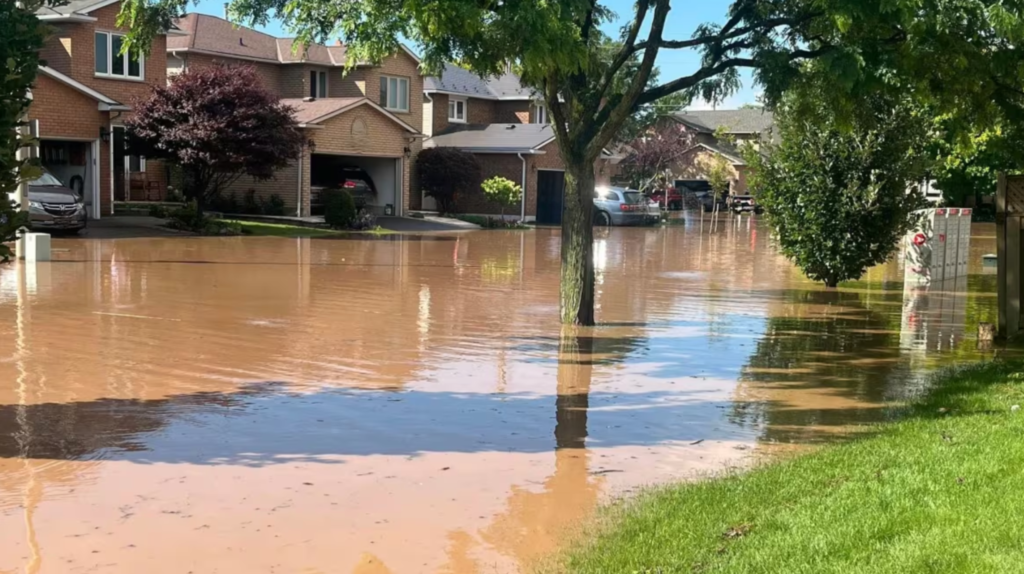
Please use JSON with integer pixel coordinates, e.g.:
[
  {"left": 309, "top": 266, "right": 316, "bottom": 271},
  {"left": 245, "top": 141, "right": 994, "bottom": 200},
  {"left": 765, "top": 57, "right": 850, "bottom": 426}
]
[{"left": 0, "top": 217, "right": 999, "bottom": 573}]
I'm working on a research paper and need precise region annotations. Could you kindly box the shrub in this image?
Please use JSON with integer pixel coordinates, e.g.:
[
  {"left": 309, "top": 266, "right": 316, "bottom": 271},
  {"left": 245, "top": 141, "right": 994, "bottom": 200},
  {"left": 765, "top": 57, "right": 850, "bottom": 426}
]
[
  {"left": 417, "top": 148, "right": 481, "bottom": 215},
  {"left": 262, "top": 194, "right": 286, "bottom": 216},
  {"left": 481, "top": 176, "right": 522, "bottom": 218},
  {"left": 243, "top": 189, "right": 261, "bottom": 214},
  {"left": 749, "top": 95, "right": 929, "bottom": 287},
  {"left": 164, "top": 201, "right": 241, "bottom": 235},
  {"left": 148, "top": 204, "right": 170, "bottom": 218},
  {"left": 324, "top": 189, "right": 357, "bottom": 229}
]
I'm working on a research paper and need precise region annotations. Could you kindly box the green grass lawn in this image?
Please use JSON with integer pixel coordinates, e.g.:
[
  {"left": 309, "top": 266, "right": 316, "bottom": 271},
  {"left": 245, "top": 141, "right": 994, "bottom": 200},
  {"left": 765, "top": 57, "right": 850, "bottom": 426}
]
[
  {"left": 230, "top": 220, "right": 392, "bottom": 237},
  {"left": 554, "top": 360, "right": 1024, "bottom": 574}
]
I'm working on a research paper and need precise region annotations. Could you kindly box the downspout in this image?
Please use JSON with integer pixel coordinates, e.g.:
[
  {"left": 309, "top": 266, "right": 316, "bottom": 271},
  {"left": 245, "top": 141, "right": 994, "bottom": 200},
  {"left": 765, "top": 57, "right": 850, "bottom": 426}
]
[
  {"left": 297, "top": 147, "right": 303, "bottom": 217},
  {"left": 517, "top": 152, "right": 527, "bottom": 221}
]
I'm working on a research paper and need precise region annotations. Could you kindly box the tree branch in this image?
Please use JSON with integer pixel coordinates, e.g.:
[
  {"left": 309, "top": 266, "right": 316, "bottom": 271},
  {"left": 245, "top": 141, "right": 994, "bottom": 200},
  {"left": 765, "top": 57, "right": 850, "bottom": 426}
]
[
  {"left": 594, "top": 0, "right": 650, "bottom": 102},
  {"left": 589, "top": 0, "right": 670, "bottom": 157},
  {"left": 636, "top": 45, "right": 833, "bottom": 106}
]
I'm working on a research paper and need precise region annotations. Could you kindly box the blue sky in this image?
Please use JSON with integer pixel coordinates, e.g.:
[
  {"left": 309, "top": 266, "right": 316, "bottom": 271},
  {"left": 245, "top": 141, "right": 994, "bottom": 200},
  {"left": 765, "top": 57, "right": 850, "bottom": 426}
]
[{"left": 190, "top": 0, "right": 758, "bottom": 109}]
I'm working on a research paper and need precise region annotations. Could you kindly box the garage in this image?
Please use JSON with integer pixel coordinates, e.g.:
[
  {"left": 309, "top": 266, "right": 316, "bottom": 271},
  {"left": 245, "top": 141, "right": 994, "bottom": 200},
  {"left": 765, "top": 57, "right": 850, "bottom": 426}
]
[
  {"left": 536, "top": 169, "right": 566, "bottom": 225},
  {"left": 39, "top": 139, "right": 101, "bottom": 219},
  {"left": 310, "top": 154, "right": 402, "bottom": 217}
]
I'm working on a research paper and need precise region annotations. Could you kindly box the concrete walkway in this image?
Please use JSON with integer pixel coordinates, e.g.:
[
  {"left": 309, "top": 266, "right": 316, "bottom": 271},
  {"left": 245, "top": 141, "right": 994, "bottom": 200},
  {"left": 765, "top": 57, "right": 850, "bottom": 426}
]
[
  {"left": 227, "top": 213, "right": 479, "bottom": 232},
  {"left": 75, "top": 216, "right": 191, "bottom": 239}
]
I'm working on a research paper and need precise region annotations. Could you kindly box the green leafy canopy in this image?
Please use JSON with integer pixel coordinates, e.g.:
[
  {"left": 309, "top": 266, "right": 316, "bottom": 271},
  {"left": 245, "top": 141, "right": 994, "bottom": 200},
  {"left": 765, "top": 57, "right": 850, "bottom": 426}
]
[{"left": 749, "top": 94, "right": 931, "bottom": 288}]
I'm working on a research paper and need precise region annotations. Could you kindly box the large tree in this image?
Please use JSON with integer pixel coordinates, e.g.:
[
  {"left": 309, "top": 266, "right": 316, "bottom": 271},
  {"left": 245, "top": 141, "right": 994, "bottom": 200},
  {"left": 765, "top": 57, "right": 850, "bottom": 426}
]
[
  {"left": 1, "top": 0, "right": 45, "bottom": 261},
  {"left": 125, "top": 65, "right": 304, "bottom": 213},
  {"left": 748, "top": 94, "right": 930, "bottom": 288},
  {"left": 121, "top": 0, "right": 1024, "bottom": 324}
]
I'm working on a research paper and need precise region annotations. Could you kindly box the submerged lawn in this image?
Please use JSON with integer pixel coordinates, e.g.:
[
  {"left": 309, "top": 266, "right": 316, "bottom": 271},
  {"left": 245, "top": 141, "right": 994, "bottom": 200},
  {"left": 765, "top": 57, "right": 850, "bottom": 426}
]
[{"left": 556, "top": 361, "right": 1024, "bottom": 574}]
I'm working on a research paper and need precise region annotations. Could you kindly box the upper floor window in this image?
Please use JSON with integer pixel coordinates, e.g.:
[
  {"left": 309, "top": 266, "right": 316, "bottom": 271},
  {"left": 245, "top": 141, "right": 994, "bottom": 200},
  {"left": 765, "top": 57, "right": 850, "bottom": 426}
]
[
  {"left": 380, "top": 75, "right": 410, "bottom": 112},
  {"left": 448, "top": 98, "right": 466, "bottom": 123},
  {"left": 310, "top": 70, "right": 327, "bottom": 98},
  {"left": 95, "top": 32, "right": 143, "bottom": 80},
  {"left": 534, "top": 104, "right": 548, "bottom": 124}
]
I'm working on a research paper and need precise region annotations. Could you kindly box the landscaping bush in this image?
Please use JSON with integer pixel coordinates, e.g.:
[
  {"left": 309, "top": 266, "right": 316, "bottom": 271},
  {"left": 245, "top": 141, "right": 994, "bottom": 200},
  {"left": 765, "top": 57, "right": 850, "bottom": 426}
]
[
  {"left": 148, "top": 203, "right": 170, "bottom": 218},
  {"left": 417, "top": 148, "right": 481, "bottom": 215},
  {"left": 350, "top": 210, "right": 378, "bottom": 231},
  {"left": 261, "top": 194, "right": 286, "bottom": 216},
  {"left": 324, "top": 189, "right": 357, "bottom": 229},
  {"left": 481, "top": 176, "right": 522, "bottom": 218},
  {"left": 164, "top": 201, "right": 241, "bottom": 235}
]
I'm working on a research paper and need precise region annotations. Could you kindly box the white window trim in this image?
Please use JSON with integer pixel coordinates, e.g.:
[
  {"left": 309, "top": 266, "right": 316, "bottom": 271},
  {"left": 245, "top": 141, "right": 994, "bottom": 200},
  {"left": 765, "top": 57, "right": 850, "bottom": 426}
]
[
  {"left": 534, "top": 104, "right": 548, "bottom": 124},
  {"left": 95, "top": 30, "right": 145, "bottom": 82},
  {"left": 448, "top": 97, "right": 467, "bottom": 123},
  {"left": 381, "top": 75, "right": 410, "bottom": 113}
]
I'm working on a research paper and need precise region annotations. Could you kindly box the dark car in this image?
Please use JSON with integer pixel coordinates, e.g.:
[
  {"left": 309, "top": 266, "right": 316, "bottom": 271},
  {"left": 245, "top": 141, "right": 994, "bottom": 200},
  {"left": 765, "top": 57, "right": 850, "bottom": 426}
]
[
  {"left": 696, "top": 191, "right": 728, "bottom": 213},
  {"left": 28, "top": 169, "right": 87, "bottom": 233},
  {"left": 311, "top": 166, "right": 377, "bottom": 214}
]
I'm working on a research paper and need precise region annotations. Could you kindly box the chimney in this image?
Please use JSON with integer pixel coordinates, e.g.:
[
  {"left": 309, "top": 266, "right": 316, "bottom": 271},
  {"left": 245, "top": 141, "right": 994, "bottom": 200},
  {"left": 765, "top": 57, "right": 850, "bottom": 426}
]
[
  {"left": 223, "top": 3, "right": 229, "bottom": 18},
  {"left": 335, "top": 39, "right": 343, "bottom": 46}
]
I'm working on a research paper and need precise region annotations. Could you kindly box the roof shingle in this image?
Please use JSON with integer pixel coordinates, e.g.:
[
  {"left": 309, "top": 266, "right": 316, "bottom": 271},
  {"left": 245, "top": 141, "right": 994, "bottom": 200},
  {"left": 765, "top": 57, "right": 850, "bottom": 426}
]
[
  {"left": 672, "top": 109, "right": 774, "bottom": 135},
  {"left": 424, "top": 124, "right": 555, "bottom": 152},
  {"left": 424, "top": 64, "right": 535, "bottom": 100}
]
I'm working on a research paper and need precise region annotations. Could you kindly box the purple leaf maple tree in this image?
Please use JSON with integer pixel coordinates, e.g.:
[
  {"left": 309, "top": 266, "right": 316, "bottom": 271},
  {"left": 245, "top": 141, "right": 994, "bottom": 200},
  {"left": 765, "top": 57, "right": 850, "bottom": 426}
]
[{"left": 125, "top": 65, "right": 304, "bottom": 212}]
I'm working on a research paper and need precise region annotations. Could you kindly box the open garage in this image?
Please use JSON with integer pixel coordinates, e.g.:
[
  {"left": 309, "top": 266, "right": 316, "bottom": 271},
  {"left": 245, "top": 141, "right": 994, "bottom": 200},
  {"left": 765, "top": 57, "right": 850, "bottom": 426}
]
[
  {"left": 310, "top": 154, "right": 401, "bottom": 216},
  {"left": 39, "top": 139, "right": 101, "bottom": 219}
]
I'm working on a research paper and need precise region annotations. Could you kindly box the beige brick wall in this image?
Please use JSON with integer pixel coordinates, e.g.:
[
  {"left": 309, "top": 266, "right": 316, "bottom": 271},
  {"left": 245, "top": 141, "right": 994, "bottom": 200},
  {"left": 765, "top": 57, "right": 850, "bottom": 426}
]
[
  {"left": 331, "top": 53, "right": 423, "bottom": 138},
  {"left": 672, "top": 147, "right": 745, "bottom": 193},
  {"left": 222, "top": 157, "right": 302, "bottom": 215}
]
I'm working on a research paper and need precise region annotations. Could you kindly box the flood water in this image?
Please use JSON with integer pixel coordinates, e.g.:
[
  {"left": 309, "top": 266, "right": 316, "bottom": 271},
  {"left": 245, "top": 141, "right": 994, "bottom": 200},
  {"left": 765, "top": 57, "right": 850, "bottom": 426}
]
[{"left": 0, "top": 217, "right": 998, "bottom": 573}]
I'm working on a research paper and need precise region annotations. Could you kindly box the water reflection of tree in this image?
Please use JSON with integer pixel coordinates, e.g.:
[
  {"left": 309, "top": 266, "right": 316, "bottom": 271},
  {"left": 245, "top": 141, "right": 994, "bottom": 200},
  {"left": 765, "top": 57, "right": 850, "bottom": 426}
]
[
  {"left": 439, "top": 332, "right": 603, "bottom": 573},
  {"left": 734, "top": 290, "right": 905, "bottom": 443}
]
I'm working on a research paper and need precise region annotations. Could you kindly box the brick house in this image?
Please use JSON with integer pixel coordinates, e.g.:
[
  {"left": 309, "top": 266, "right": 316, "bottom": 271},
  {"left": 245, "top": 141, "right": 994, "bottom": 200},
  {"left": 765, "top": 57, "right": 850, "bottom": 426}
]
[
  {"left": 31, "top": 0, "right": 176, "bottom": 218},
  {"left": 664, "top": 109, "right": 775, "bottom": 195},
  {"left": 420, "top": 64, "right": 615, "bottom": 224},
  {"left": 167, "top": 13, "right": 424, "bottom": 217}
]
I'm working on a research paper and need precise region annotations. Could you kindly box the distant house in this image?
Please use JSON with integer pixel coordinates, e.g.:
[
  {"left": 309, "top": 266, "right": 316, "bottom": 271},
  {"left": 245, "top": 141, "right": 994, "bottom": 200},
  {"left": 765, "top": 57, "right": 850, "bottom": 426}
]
[
  {"left": 420, "top": 64, "right": 614, "bottom": 224},
  {"left": 168, "top": 13, "right": 425, "bottom": 217},
  {"left": 666, "top": 109, "right": 775, "bottom": 195}
]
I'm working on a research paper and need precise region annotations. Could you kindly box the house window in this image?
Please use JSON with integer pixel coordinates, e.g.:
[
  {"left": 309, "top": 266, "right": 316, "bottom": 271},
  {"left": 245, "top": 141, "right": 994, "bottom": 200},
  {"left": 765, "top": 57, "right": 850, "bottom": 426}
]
[
  {"left": 534, "top": 104, "right": 548, "bottom": 124},
  {"left": 95, "top": 31, "right": 144, "bottom": 80},
  {"left": 379, "top": 75, "right": 410, "bottom": 112},
  {"left": 310, "top": 70, "right": 327, "bottom": 98},
  {"left": 448, "top": 98, "right": 466, "bottom": 122}
]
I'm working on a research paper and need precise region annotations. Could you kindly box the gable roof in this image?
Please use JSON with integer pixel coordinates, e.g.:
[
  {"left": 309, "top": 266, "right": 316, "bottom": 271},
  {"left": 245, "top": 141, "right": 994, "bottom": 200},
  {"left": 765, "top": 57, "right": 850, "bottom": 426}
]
[
  {"left": 169, "top": 13, "right": 417, "bottom": 67},
  {"left": 672, "top": 109, "right": 774, "bottom": 135},
  {"left": 424, "top": 124, "right": 555, "bottom": 153},
  {"left": 37, "top": 66, "right": 130, "bottom": 111},
  {"left": 281, "top": 97, "right": 420, "bottom": 134},
  {"left": 37, "top": 0, "right": 183, "bottom": 31},
  {"left": 424, "top": 64, "right": 535, "bottom": 100}
]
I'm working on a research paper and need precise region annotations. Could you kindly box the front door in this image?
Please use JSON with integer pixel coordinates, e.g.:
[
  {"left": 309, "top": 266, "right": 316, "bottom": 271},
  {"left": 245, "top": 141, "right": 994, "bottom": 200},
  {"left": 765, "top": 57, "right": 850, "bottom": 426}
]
[
  {"left": 112, "top": 127, "right": 126, "bottom": 201},
  {"left": 536, "top": 170, "right": 565, "bottom": 225}
]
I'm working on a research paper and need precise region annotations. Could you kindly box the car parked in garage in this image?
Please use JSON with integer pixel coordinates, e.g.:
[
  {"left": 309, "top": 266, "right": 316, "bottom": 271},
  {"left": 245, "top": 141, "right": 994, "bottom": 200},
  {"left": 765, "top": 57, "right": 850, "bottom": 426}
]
[
  {"left": 593, "top": 187, "right": 659, "bottom": 226},
  {"left": 28, "top": 169, "right": 87, "bottom": 233},
  {"left": 310, "top": 165, "right": 377, "bottom": 215}
]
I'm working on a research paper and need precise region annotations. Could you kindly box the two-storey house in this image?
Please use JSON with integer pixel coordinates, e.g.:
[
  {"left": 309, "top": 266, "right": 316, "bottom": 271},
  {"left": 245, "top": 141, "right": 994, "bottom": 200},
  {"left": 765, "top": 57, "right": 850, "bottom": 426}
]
[
  {"left": 420, "top": 64, "right": 615, "bottom": 224},
  {"left": 167, "top": 13, "right": 425, "bottom": 217},
  {"left": 32, "top": 0, "right": 174, "bottom": 218}
]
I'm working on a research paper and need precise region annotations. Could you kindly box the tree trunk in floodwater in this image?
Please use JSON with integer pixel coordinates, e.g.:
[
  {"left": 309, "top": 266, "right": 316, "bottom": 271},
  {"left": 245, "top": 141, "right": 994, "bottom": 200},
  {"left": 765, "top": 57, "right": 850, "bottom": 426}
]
[
  {"left": 560, "top": 161, "right": 596, "bottom": 326},
  {"left": 555, "top": 330, "right": 593, "bottom": 449}
]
